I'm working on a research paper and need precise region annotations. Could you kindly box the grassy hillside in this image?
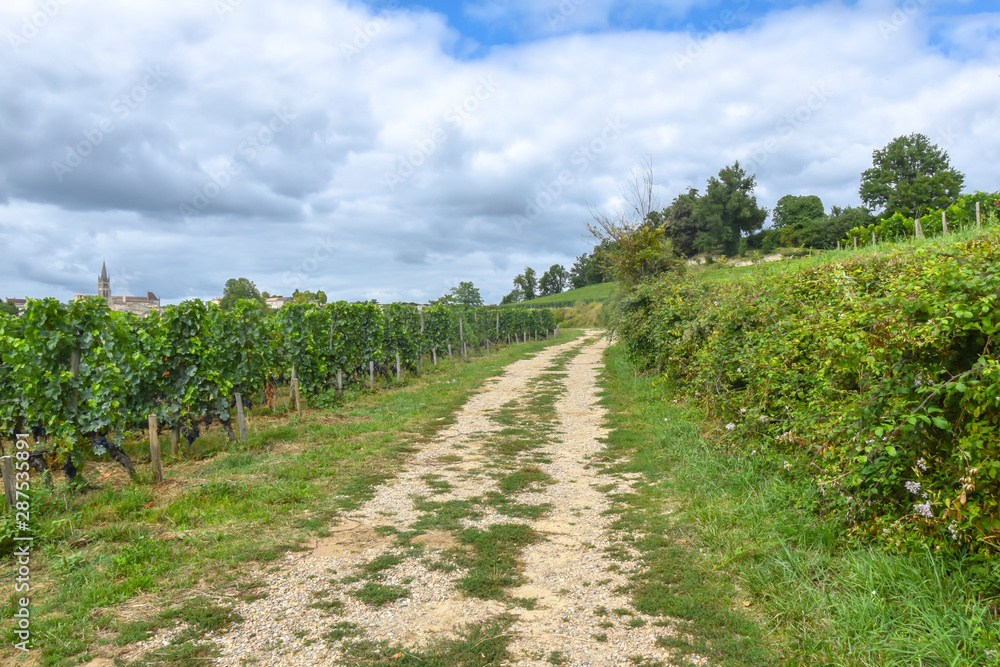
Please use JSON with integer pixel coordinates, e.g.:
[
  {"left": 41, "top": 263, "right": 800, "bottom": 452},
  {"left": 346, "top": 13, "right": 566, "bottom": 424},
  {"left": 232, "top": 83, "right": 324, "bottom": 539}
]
[{"left": 505, "top": 281, "right": 616, "bottom": 308}]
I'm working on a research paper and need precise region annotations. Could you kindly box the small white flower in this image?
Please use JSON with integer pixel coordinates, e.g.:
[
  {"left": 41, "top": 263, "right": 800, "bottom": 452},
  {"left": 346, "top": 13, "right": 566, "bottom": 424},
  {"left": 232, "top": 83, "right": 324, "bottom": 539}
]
[
  {"left": 725, "top": 423, "right": 736, "bottom": 431},
  {"left": 916, "top": 458, "right": 928, "bottom": 471},
  {"left": 759, "top": 416, "right": 767, "bottom": 423},
  {"left": 905, "top": 481, "right": 921, "bottom": 495},
  {"left": 740, "top": 408, "right": 747, "bottom": 414}
]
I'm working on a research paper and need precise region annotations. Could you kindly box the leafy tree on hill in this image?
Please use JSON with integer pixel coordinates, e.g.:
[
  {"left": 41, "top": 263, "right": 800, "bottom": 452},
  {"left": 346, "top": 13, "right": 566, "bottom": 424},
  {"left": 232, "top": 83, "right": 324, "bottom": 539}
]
[
  {"left": 860, "top": 133, "right": 965, "bottom": 219},
  {"left": 693, "top": 162, "right": 768, "bottom": 255},
  {"left": 435, "top": 281, "right": 484, "bottom": 308},
  {"left": 500, "top": 287, "right": 524, "bottom": 305},
  {"left": 772, "top": 194, "right": 825, "bottom": 246},
  {"left": 512, "top": 267, "right": 538, "bottom": 301},
  {"left": 660, "top": 187, "right": 702, "bottom": 258},
  {"left": 220, "top": 277, "right": 264, "bottom": 310},
  {"left": 570, "top": 241, "right": 613, "bottom": 288},
  {"left": 539, "top": 265, "right": 569, "bottom": 296},
  {"left": 0, "top": 301, "right": 18, "bottom": 316}
]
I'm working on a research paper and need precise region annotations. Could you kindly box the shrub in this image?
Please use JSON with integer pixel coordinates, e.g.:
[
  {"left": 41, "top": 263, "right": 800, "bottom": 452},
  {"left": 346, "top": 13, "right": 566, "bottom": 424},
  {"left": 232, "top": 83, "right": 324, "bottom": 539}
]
[{"left": 612, "top": 231, "right": 1000, "bottom": 557}]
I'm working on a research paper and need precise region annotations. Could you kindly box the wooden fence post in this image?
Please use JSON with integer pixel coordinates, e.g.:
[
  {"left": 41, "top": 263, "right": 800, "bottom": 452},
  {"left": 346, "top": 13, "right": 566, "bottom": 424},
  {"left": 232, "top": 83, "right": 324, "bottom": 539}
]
[
  {"left": 234, "top": 393, "right": 247, "bottom": 444},
  {"left": 70, "top": 347, "right": 81, "bottom": 412},
  {"left": 148, "top": 414, "right": 163, "bottom": 484},
  {"left": 291, "top": 366, "right": 302, "bottom": 418},
  {"left": 942, "top": 211, "right": 949, "bottom": 235},
  {"left": 1, "top": 456, "right": 15, "bottom": 509}
]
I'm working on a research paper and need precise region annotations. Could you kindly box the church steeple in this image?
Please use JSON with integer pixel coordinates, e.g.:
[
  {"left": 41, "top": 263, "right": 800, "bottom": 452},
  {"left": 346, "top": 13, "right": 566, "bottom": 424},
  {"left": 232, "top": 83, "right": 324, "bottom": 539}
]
[{"left": 98, "top": 261, "right": 111, "bottom": 299}]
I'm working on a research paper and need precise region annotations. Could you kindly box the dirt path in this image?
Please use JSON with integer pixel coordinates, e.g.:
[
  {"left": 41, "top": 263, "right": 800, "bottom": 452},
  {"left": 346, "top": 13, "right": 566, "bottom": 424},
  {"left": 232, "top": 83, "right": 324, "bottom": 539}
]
[{"left": 134, "top": 333, "right": 692, "bottom": 665}]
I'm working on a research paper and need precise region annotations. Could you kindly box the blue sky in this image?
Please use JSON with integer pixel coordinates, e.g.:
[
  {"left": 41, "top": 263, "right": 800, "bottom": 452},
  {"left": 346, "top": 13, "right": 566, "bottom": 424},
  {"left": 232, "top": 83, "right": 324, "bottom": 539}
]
[
  {"left": 388, "top": 0, "right": 997, "bottom": 50},
  {"left": 1, "top": 0, "right": 998, "bottom": 304}
]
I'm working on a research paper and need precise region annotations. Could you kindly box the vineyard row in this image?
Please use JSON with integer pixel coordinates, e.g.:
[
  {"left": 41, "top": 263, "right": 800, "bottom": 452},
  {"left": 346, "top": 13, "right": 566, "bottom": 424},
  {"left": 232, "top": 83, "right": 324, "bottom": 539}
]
[{"left": 0, "top": 298, "right": 556, "bottom": 479}]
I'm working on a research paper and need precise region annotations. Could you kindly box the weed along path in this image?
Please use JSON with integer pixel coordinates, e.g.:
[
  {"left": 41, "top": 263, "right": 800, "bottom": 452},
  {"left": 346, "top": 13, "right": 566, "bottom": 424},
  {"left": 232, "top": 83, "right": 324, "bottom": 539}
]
[{"left": 154, "top": 333, "right": 688, "bottom": 666}]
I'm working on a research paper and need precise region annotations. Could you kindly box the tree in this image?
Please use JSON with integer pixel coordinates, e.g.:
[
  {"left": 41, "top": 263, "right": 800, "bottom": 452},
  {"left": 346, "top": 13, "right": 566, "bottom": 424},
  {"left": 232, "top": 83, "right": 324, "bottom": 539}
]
[
  {"left": 772, "top": 194, "right": 825, "bottom": 246},
  {"left": 436, "top": 281, "right": 484, "bottom": 308},
  {"left": 293, "top": 290, "right": 326, "bottom": 305},
  {"left": 220, "top": 277, "right": 263, "bottom": 310},
  {"left": 539, "top": 265, "right": 569, "bottom": 297},
  {"left": 500, "top": 288, "right": 524, "bottom": 305},
  {"left": 799, "top": 206, "right": 872, "bottom": 248},
  {"left": 660, "top": 187, "right": 702, "bottom": 258},
  {"left": 588, "top": 157, "right": 682, "bottom": 286},
  {"left": 859, "top": 133, "right": 965, "bottom": 219},
  {"left": 0, "top": 301, "right": 18, "bottom": 316},
  {"left": 512, "top": 268, "right": 538, "bottom": 301},
  {"left": 570, "top": 241, "right": 613, "bottom": 288},
  {"left": 693, "top": 162, "right": 768, "bottom": 255}
]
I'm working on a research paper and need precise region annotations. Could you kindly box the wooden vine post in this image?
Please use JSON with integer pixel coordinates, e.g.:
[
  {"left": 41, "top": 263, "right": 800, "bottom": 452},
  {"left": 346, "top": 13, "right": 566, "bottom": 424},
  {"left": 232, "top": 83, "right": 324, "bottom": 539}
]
[
  {"left": 148, "top": 414, "right": 163, "bottom": 484},
  {"left": 447, "top": 344, "right": 453, "bottom": 361},
  {"left": 369, "top": 361, "right": 375, "bottom": 390},
  {"left": 1, "top": 456, "right": 15, "bottom": 509},
  {"left": 915, "top": 218, "right": 924, "bottom": 239},
  {"left": 234, "top": 393, "right": 247, "bottom": 444},
  {"left": 942, "top": 211, "right": 949, "bottom": 235},
  {"left": 977, "top": 201, "right": 981, "bottom": 230},
  {"left": 396, "top": 354, "right": 401, "bottom": 382},
  {"left": 290, "top": 365, "right": 302, "bottom": 418},
  {"left": 70, "top": 347, "right": 81, "bottom": 412},
  {"left": 337, "top": 369, "right": 343, "bottom": 395},
  {"left": 170, "top": 426, "right": 180, "bottom": 457}
]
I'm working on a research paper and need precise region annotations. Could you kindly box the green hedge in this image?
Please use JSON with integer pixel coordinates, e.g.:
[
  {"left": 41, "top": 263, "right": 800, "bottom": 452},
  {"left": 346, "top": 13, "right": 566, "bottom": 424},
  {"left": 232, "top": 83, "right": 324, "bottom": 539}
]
[{"left": 613, "top": 231, "right": 1000, "bottom": 557}]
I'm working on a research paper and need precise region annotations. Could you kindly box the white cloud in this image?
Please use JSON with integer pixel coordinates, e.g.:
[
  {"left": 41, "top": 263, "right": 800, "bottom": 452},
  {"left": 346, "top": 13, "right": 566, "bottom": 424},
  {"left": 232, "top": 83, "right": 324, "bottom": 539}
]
[{"left": 0, "top": 0, "right": 997, "bottom": 304}]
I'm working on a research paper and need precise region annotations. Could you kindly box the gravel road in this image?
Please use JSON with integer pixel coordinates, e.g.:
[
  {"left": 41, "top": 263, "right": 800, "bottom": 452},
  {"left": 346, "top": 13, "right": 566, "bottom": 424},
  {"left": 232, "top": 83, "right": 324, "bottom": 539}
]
[{"left": 127, "top": 333, "right": 699, "bottom": 666}]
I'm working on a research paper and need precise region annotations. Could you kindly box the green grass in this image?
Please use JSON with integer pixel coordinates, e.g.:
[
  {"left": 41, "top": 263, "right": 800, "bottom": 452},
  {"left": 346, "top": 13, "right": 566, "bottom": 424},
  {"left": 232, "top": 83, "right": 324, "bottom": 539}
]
[
  {"left": 504, "top": 282, "right": 617, "bottom": 307},
  {"left": 599, "top": 342, "right": 1000, "bottom": 666},
  {"left": 0, "top": 330, "right": 584, "bottom": 667},
  {"left": 337, "top": 615, "right": 516, "bottom": 665},
  {"left": 694, "top": 224, "right": 995, "bottom": 285}
]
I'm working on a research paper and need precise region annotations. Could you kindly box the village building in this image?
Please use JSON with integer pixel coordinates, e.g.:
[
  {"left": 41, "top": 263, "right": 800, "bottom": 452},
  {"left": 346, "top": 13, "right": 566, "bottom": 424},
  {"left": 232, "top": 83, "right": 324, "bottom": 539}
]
[{"left": 74, "top": 262, "right": 161, "bottom": 317}]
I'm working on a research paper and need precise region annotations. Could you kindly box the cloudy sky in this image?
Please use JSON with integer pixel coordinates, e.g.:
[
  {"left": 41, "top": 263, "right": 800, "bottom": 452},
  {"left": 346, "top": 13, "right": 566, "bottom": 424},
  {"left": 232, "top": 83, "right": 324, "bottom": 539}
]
[{"left": 1, "top": 0, "right": 997, "bottom": 304}]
